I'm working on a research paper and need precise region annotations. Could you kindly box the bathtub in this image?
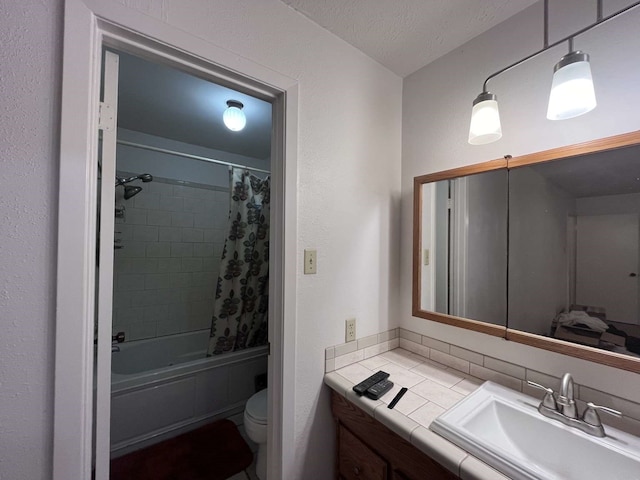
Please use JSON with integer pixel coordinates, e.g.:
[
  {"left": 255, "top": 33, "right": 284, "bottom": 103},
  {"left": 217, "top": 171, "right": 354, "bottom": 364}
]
[{"left": 110, "top": 329, "right": 268, "bottom": 457}]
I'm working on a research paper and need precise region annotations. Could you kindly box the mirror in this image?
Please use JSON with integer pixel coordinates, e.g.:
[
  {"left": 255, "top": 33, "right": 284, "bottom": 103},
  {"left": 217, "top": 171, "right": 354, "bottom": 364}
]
[
  {"left": 413, "top": 131, "right": 640, "bottom": 372},
  {"left": 419, "top": 170, "right": 508, "bottom": 326},
  {"left": 509, "top": 143, "right": 640, "bottom": 358}
]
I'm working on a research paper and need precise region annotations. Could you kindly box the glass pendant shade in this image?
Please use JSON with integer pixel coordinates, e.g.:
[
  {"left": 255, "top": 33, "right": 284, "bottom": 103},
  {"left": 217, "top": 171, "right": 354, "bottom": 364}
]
[
  {"left": 223, "top": 100, "right": 246, "bottom": 131},
  {"left": 547, "top": 51, "right": 596, "bottom": 120},
  {"left": 468, "top": 92, "right": 502, "bottom": 145}
]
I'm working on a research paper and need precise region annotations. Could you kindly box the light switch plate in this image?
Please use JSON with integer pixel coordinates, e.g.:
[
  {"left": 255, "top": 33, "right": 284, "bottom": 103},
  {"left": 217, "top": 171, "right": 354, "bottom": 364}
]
[{"left": 304, "top": 249, "right": 317, "bottom": 274}]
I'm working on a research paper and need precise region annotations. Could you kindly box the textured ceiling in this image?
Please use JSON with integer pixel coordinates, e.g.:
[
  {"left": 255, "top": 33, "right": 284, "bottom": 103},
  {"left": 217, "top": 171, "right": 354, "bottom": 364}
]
[{"left": 280, "top": 0, "right": 538, "bottom": 77}]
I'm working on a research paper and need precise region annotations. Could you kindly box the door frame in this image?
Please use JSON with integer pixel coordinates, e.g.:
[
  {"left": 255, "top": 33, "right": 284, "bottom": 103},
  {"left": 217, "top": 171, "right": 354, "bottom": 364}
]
[{"left": 55, "top": 2, "right": 298, "bottom": 479}]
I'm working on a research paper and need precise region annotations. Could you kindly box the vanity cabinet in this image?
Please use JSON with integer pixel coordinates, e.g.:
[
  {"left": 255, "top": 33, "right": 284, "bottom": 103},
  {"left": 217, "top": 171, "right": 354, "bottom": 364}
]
[{"left": 331, "top": 391, "right": 458, "bottom": 480}]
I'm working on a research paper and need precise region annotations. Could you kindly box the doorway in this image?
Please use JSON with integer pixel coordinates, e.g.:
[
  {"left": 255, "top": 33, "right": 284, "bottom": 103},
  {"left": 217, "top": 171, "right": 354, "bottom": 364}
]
[
  {"left": 575, "top": 213, "right": 640, "bottom": 324},
  {"left": 55, "top": 8, "right": 298, "bottom": 480},
  {"left": 99, "top": 48, "right": 272, "bottom": 478}
]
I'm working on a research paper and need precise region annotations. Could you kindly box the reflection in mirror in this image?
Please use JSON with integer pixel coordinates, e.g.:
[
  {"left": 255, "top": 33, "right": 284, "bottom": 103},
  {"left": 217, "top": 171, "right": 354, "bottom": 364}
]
[
  {"left": 421, "top": 169, "right": 508, "bottom": 326},
  {"left": 509, "top": 144, "right": 640, "bottom": 358}
]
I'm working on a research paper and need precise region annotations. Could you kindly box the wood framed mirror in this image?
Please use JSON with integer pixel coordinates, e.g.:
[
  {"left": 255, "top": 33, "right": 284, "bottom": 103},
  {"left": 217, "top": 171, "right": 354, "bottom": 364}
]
[{"left": 413, "top": 130, "right": 640, "bottom": 373}]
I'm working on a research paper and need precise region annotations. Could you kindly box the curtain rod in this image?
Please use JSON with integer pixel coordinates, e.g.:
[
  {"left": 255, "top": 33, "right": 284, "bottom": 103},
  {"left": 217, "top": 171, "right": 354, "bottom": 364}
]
[{"left": 116, "top": 139, "right": 271, "bottom": 174}]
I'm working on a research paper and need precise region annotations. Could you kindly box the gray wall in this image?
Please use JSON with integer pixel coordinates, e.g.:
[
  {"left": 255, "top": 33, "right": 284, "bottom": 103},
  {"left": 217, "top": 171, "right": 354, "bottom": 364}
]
[
  {"left": 465, "top": 170, "right": 508, "bottom": 325},
  {"left": 508, "top": 167, "right": 576, "bottom": 334},
  {"left": 577, "top": 192, "right": 640, "bottom": 216},
  {"left": 0, "top": 1, "right": 62, "bottom": 478},
  {"left": 117, "top": 128, "right": 269, "bottom": 187}
]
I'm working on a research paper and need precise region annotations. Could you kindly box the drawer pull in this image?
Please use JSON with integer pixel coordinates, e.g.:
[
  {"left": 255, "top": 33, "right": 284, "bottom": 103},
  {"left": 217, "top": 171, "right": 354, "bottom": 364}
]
[{"left": 353, "top": 466, "right": 360, "bottom": 475}]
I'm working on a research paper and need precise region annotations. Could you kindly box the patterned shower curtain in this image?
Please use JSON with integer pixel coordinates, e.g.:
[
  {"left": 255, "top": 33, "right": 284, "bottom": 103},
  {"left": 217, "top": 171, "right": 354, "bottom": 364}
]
[{"left": 207, "top": 169, "right": 270, "bottom": 356}]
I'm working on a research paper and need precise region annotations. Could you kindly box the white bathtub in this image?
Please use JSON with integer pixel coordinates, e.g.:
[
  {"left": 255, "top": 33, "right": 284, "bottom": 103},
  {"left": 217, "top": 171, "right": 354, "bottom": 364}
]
[{"left": 110, "top": 329, "right": 268, "bottom": 456}]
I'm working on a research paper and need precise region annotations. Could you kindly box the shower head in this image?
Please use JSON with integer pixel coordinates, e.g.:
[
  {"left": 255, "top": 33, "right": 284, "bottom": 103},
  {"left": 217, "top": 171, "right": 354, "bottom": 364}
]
[
  {"left": 124, "top": 185, "right": 143, "bottom": 199},
  {"left": 116, "top": 173, "right": 153, "bottom": 186}
]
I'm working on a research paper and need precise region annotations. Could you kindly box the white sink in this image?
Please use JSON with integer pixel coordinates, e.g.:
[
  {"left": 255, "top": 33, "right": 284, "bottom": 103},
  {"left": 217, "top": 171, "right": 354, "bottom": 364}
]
[{"left": 430, "top": 381, "right": 640, "bottom": 480}]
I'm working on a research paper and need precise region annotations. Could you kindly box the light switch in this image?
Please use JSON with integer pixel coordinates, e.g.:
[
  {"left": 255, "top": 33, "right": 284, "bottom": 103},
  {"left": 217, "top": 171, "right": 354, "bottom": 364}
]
[{"left": 304, "top": 249, "right": 317, "bottom": 274}]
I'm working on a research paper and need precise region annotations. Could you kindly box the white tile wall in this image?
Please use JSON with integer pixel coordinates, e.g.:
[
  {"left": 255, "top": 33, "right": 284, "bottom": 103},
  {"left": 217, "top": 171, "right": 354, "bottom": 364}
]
[{"left": 113, "top": 177, "right": 229, "bottom": 341}]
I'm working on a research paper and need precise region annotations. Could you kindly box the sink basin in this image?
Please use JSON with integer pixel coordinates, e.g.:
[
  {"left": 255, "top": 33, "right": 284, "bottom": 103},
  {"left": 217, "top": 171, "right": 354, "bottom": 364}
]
[{"left": 430, "top": 381, "right": 640, "bottom": 480}]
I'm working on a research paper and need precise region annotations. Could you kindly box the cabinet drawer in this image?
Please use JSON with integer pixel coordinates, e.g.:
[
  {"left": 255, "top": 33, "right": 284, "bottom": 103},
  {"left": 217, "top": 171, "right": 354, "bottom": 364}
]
[{"left": 339, "top": 424, "right": 388, "bottom": 480}]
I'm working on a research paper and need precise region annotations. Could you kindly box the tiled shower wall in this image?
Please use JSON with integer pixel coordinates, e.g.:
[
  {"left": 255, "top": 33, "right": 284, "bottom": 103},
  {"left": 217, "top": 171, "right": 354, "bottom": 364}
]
[{"left": 113, "top": 174, "right": 229, "bottom": 341}]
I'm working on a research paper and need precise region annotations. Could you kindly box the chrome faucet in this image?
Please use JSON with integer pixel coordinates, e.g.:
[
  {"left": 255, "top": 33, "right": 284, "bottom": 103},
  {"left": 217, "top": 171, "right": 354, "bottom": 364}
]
[
  {"left": 557, "top": 373, "right": 578, "bottom": 419},
  {"left": 528, "top": 373, "right": 622, "bottom": 437}
]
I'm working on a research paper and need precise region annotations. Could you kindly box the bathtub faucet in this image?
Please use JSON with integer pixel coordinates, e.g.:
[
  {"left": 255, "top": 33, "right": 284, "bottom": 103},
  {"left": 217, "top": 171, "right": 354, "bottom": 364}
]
[{"left": 112, "top": 331, "right": 125, "bottom": 353}]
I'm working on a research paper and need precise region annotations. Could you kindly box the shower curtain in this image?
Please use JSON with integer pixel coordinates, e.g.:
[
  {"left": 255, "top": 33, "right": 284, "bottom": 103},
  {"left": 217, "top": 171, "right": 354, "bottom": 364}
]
[{"left": 207, "top": 169, "right": 270, "bottom": 356}]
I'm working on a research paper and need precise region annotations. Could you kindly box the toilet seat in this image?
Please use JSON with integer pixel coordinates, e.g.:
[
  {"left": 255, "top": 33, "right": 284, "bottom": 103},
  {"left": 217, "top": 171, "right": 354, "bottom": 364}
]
[{"left": 245, "top": 388, "right": 268, "bottom": 424}]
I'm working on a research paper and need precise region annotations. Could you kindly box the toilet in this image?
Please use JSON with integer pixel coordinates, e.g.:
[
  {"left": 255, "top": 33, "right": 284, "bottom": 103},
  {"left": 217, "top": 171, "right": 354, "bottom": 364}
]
[{"left": 243, "top": 388, "right": 268, "bottom": 479}]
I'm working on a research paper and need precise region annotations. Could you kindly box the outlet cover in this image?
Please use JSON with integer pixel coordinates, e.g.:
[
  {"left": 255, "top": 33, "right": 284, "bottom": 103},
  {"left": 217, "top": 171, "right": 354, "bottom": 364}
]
[
  {"left": 304, "top": 249, "right": 317, "bottom": 274},
  {"left": 345, "top": 318, "right": 356, "bottom": 342}
]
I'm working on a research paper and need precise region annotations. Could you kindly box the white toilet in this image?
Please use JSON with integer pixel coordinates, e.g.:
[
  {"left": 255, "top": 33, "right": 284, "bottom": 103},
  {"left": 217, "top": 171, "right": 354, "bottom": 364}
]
[{"left": 244, "top": 388, "right": 268, "bottom": 479}]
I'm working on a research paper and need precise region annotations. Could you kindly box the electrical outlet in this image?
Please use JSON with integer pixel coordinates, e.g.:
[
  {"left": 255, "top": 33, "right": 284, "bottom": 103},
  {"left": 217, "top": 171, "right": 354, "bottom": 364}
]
[{"left": 345, "top": 318, "right": 356, "bottom": 343}]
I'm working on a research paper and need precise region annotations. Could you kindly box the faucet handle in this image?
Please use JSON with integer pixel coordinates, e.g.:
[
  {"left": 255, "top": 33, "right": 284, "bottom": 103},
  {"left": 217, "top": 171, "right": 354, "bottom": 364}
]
[
  {"left": 527, "top": 381, "right": 558, "bottom": 410},
  {"left": 582, "top": 402, "right": 622, "bottom": 426}
]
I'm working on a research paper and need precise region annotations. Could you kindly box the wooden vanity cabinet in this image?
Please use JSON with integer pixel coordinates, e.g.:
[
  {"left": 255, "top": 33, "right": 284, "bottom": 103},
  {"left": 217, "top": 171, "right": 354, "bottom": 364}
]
[{"left": 331, "top": 391, "right": 459, "bottom": 480}]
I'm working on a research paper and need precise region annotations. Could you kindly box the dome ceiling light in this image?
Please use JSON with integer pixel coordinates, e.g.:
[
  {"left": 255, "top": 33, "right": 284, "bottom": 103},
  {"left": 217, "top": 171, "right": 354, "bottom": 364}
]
[{"left": 223, "top": 100, "right": 246, "bottom": 132}]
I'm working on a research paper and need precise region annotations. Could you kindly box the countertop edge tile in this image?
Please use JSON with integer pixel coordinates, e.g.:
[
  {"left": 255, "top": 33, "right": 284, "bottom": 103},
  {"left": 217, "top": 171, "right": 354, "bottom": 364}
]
[
  {"left": 411, "top": 425, "right": 468, "bottom": 476},
  {"left": 346, "top": 388, "right": 382, "bottom": 415},
  {"left": 326, "top": 347, "right": 505, "bottom": 480},
  {"left": 460, "top": 455, "right": 510, "bottom": 480},
  {"left": 324, "top": 371, "right": 352, "bottom": 397},
  {"left": 373, "top": 402, "right": 420, "bottom": 442}
]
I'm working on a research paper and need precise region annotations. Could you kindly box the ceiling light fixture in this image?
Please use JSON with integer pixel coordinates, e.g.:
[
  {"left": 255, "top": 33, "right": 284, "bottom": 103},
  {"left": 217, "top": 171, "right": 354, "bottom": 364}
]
[
  {"left": 223, "top": 100, "right": 246, "bottom": 132},
  {"left": 469, "top": 92, "right": 502, "bottom": 145},
  {"left": 547, "top": 46, "right": 596, "bottom": 120},
  {"left": 468, "top": 0, "right": 639, "bottom": 145}
]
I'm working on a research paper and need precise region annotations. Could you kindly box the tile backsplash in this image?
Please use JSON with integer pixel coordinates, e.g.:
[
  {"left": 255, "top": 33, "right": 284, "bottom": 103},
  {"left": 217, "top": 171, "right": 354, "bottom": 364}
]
[
  {"left": 112, "top": 174, "right": 228, "bottom": 341},
  {"left": 326, "top": 327, "right": 640, "bottom": 437}
]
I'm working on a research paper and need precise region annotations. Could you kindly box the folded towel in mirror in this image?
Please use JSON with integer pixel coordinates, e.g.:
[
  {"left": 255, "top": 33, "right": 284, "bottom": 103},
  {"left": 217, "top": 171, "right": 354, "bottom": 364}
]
[{"left": 556, "top": 310, "right": 609, "bottom": 333}]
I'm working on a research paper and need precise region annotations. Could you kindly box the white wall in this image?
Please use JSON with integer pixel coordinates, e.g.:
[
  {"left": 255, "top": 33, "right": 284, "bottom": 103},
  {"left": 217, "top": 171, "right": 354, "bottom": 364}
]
[
  {"left": 402, "top": 0, "right": 640, "bottom": 405},
  {"left": 0, "top": 1, "right": 62, "bottom": 479},
  {"left": 1, "top": 1, "right": 402, "bottom": 479}
]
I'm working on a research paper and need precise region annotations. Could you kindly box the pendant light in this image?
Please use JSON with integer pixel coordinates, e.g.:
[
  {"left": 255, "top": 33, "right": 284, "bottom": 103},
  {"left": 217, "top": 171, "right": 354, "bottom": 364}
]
[
  {"left": 547, "top": 49, "right": 596, "bottom": 120},
  {"left": 466, "top": 0, "right": 639, "bottom": 145},
  {"left": 468, "top": 92, "right": 502, "bottom": 145},
  {"left": 223, "top": 100, "right": 246, "bottom": 132}
]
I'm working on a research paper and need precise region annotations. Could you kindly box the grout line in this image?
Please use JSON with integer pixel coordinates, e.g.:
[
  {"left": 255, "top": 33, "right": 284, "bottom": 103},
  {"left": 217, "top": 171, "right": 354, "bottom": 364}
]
[{"left": 329, "top": 327, "right": 640, "bottom": 422}]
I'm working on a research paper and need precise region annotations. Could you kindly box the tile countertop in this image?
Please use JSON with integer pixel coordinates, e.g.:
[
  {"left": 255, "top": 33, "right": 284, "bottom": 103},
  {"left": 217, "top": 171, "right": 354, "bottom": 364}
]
[{"left": 324, "top": 348, "right": 509, "bottom": 480}]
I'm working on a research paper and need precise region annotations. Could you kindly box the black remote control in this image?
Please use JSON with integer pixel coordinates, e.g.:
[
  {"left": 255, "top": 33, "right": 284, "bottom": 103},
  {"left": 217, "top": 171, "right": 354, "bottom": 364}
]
[
  {"left": 365, "top": 379, "right": 394, "bottom": 400},
  {"left": 387, "top": 387, "right": 408, "bottom": 409},
  {"left": 352, "top": 370, "right": 390, "bottom": 395}
]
